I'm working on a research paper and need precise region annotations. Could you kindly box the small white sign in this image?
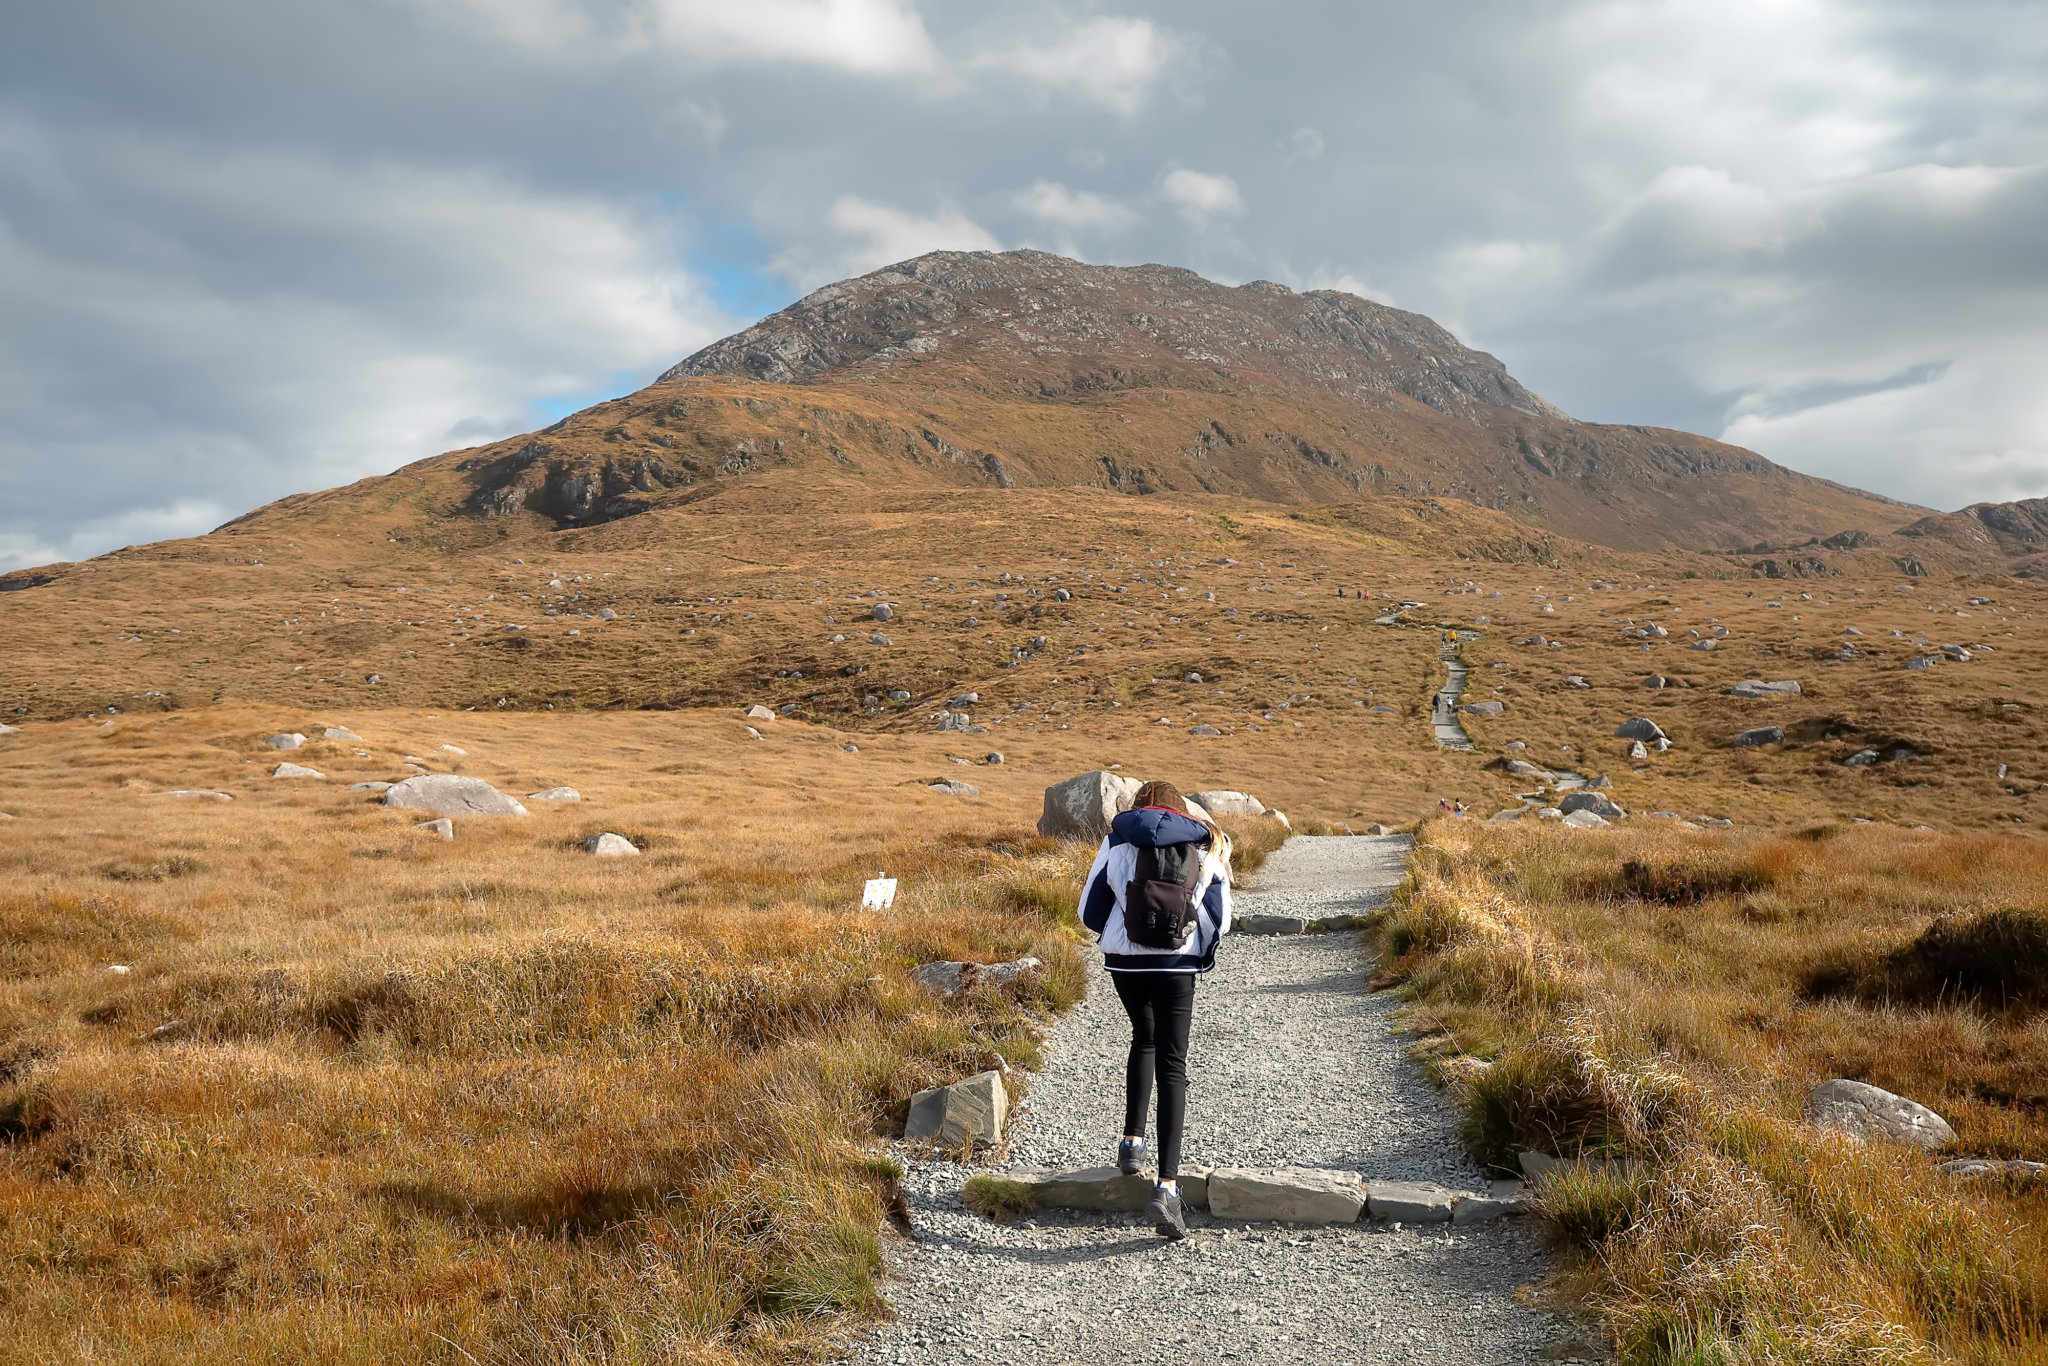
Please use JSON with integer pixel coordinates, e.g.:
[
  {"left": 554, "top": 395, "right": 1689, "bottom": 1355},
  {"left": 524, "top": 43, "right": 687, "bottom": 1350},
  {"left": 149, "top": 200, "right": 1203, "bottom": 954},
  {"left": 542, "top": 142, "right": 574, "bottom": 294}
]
[{"left": 861, "top": 877, "right": 898, "bottom": 910}]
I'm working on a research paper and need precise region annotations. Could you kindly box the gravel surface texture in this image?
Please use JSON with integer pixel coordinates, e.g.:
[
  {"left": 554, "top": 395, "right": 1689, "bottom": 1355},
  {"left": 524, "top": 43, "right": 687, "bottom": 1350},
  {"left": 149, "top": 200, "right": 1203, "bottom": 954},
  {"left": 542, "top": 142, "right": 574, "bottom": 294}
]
[{"left": 846, "top": 835, "right": 1590, "bottom": 1365}]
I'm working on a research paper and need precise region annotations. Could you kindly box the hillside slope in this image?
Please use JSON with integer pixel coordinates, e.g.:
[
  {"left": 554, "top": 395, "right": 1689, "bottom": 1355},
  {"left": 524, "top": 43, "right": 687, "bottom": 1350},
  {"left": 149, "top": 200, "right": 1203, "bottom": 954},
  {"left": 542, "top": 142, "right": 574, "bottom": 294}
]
[{"left": 423, "top": 250, "right": 1917, "bottom": 555}]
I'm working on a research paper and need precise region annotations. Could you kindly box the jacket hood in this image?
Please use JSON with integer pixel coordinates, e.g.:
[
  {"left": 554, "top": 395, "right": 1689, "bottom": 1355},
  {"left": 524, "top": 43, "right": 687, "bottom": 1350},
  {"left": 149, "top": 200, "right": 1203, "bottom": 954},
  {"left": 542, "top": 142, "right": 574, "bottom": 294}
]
[{"left": 1111, "top": 806, "right": 1211, "bottom": 848}]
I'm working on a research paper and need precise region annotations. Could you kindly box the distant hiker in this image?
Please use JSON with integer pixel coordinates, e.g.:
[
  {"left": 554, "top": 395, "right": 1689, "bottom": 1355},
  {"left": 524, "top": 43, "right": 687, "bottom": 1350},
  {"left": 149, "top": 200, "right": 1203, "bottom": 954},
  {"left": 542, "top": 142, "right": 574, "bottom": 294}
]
[
  {"left": 1078, "top": 780, "right": 1234, "bottom": 1241},
  {"left": 1454, "top": 800, "right": 1467, "bottom": 818},
  {"left": 1439, "top": 798, "right": 1452, "bottom": 815}
]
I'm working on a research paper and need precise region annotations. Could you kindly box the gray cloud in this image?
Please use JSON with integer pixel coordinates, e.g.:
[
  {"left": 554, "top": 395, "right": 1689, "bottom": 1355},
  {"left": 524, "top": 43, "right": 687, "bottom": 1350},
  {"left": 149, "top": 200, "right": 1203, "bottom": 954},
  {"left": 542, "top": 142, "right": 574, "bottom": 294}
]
[{"left": 3, "top": 0, "right": 2045, "bottom": 567}]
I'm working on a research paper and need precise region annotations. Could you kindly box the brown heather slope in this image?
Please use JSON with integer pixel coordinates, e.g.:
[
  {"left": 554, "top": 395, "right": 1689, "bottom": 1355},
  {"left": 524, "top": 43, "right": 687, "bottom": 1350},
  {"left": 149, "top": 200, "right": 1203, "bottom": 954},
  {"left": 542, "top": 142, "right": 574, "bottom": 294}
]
[{"left": 283, "top": 249, "right": 1919, "bottom": 558}]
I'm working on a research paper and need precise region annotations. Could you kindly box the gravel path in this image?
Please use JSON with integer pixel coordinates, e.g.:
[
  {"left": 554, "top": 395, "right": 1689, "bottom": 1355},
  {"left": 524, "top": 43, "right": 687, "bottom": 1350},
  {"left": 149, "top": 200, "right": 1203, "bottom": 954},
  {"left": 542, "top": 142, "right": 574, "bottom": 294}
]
[{"left": 848, "top": 836, "right": 1586, "bottom": 1366}]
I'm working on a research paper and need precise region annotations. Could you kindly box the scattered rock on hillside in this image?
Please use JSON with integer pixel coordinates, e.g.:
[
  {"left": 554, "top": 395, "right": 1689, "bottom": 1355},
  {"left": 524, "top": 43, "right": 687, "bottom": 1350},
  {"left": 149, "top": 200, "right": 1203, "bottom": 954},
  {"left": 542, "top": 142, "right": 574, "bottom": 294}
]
[
  {"left": 324, "top": 727, "right": 364, "bottom": 741},
  {"left": 1730, "top": 679, "right": 1802, "bottom": 698},
  {"left": 1565, "top": 675, "right": 1590, "bottom": 689},
  {"left": 1806, "top": 1079, "right": 1956, "bottom": 1149},
  {"left": 1560, "top": 793, "right": 1626, "bottom": 820},
  {"left": 744, "top": 704, "right": 775, "bottom": 721},
  {"left": 1614, "top": 717, "right": 1667, "bottom": 742},
  {"left": 382, "top": 775, "right": 529, "bottom": 817},
  {"left": 1732, "top": 726, "right": 1785, "bottom": 747},
  {"left": 1038, "top": 769, "right": 1142, "bottom": 839},
  {"left": 1940, "top": 644, "right": 1972, "bottom": 661},
  {"left": 1561, "top": 809, "right": 1609, "bottom": 828},
  {"left": 1904, "top": 656, "right": 1936, "bottom": 670},
  {"left": 1842, "top": 749, "right": 1880, "bottom": 767},
  {"left": 905, "top": 1070, "right": 1008, "bottom": 1145},
  {"left": 1366, "top": 824, "right": 1391, "bottom": 835},
  {"left": 1503, "top": 758, "right": 1552, "bottom": 779},
  {"left": 265, "top": 733, "right": 306, "bottom": 750},
  {"left": 1691, "top": 639, "right": 1717, "bottom": 651},
  {"left": 1462, "top": 700, "right": 1505, "bottom": 716},
  {"left": 871, "top": 603, "right": 894, "bottom": 621},
  {"left": 528, "top": 787, "right": 581, "bottom": 802},
  {"left": 1189, "top": 724, "right": 1223, "bottom": 736},
  {"left": 416, "top": 818, "right": 453, "bottom": 840},
  {"left": 1628, "top": 740, "right": 1650, "bottom": 760},
  {"left": 1189, "top": 790, "right": 1267, "bottom": 817},
  {"left": 349, "top": 781, "right": 393, "bottom": 792},
  {"left": 985, "top": 752, "right": 1003, "bottom": 765},
  {"left": 583, "top": 832, "right": 639, "bottom": 857},
  {"left": 929, "top": 779, "right": 979, "bottom": 797},
  {"left": 1052, "top": 588, "right": 1071, "bottom": 602},
  {"left": 149, "top": 790, "right": 234, "bottom": 801},
  {"left": 272, "top": 762, "right": 324, "bottom": 779},
  {"left": 912, "top": 957, "right": 1041, "bottom": 997},
  {"left": 440, "top": 744, "right": 467, "bottom": 756},
  {"left": 0, "top": 723, "right": 18, "bottom": 735},
  {"left": 745, "top": 726, "right": 764, "bottom": 740},
  {"left": 1939, "top": 1158, "right": 2048, "bottom": 1180}
]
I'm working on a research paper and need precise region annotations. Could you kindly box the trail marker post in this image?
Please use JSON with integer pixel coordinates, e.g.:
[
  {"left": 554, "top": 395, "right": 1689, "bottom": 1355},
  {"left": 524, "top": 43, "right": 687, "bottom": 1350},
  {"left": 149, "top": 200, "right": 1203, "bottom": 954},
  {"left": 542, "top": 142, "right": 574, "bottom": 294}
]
[{"left": 861, "top": 876, "right": 898, "bottom": 909}]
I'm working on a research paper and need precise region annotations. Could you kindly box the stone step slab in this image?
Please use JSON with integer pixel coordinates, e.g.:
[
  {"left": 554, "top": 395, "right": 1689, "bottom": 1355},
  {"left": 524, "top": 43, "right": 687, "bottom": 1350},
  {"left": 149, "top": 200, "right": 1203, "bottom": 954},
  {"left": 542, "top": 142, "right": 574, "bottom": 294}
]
[{"left": 991, "top": 1165, "right": 1525, "bottom": 1225}]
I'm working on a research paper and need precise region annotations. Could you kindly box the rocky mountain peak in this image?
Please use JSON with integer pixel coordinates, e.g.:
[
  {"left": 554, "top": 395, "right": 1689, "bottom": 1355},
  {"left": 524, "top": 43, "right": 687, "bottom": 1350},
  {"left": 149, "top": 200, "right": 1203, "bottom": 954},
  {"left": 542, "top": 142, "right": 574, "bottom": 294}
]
[{"left": 667, "top": 249, "right": 1568, "bottom": 425}]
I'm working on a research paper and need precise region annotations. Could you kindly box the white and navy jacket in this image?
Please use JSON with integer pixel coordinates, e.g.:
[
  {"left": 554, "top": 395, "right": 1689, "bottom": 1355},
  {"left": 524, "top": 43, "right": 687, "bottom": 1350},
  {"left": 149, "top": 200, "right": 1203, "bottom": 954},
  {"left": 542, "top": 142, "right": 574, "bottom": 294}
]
[{"left": 1080, "top": 807, "right": 1233, "bottom": 973}]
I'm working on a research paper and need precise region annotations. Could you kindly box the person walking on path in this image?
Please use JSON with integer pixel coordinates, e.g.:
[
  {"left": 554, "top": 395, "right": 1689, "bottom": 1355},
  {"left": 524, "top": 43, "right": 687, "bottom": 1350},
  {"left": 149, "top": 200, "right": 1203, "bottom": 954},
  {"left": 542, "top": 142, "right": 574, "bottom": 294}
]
[{"left": 1077, "top": 780, "right": 1233, "bottom": 1241}]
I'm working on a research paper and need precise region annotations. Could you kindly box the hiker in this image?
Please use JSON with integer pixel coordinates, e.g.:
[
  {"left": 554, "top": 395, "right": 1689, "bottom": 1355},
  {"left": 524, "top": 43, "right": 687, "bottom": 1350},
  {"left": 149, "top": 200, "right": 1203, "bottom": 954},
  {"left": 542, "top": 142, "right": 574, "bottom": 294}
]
[{"left": 1078, "top": 780, "right": 1233, "bottom": 1241}]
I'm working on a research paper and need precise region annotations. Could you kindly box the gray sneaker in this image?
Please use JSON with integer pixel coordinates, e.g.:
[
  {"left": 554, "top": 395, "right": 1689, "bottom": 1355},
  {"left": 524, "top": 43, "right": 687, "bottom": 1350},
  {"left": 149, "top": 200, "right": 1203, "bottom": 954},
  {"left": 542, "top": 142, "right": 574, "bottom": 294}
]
[
  {"left": 1117, "top": 1137, "right": 1146, "bottom": 1176},
  {"left": 1144, "top": 1183, "right": 1187, "bottom": 1241}
]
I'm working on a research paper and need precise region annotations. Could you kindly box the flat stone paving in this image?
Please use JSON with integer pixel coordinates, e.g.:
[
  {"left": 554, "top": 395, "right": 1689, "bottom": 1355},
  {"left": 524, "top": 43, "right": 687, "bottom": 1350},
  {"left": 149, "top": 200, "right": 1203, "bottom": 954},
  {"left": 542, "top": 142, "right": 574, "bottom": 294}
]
[{"left": 846, "top": 835, "right": 1590, "bottom": 1366}]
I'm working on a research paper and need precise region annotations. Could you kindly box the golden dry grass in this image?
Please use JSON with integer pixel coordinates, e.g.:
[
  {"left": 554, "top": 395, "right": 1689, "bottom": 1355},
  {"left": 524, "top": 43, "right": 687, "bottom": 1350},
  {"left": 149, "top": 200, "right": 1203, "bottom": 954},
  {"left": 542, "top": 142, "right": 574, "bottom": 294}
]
[
  {"left": 0, "top": 707, "right": 1169, "bottom": 1363},
  {"left": 1382, "top": 817, "right": 2048, "bottom": 1363}
]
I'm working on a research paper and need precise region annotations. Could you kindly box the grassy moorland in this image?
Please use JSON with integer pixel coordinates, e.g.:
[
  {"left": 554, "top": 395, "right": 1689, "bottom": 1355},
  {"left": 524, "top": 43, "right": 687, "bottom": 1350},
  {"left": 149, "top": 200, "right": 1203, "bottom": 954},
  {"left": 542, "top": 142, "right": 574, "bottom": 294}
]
[
  {"left": 0, "top": 708, "right": 1130, "bottom": 1364},
  {"left": 1382, "top": 818, "right": 2048, "bottom": 1363}
]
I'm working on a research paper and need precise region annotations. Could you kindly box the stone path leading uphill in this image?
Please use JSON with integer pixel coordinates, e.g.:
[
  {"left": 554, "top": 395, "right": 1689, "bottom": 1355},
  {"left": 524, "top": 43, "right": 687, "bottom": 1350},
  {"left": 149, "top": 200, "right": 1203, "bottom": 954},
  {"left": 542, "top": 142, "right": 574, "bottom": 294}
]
[{"left": 850, "top": 837, "right": 1584, "bottom": 1366}]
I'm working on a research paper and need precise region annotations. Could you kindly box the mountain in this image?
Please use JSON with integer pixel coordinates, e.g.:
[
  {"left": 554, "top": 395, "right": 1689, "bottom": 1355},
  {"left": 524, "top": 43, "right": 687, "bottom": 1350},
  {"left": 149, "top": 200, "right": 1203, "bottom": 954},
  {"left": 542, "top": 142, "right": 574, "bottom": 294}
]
[{"left": 433, "top": 250, "right": 1916, "bottom": 555}]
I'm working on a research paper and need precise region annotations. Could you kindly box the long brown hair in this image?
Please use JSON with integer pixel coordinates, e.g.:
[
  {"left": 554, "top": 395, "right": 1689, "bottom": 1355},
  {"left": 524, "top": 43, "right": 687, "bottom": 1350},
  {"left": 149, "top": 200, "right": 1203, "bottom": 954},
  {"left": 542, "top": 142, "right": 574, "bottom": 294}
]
[{"left": 1131, "top": 780, "right": 1187, "bottom": 813}]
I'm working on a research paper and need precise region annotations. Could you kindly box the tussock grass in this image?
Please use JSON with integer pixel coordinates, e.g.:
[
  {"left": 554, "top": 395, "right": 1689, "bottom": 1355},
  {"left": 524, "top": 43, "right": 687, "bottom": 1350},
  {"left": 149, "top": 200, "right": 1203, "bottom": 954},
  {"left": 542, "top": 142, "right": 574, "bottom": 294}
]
[
  {"left": 960, "top": 1174, "right": 1038, "bottom": 1221},
  {"left": 1381, "top": 817, "right": 2048, "bottom": 1363}
]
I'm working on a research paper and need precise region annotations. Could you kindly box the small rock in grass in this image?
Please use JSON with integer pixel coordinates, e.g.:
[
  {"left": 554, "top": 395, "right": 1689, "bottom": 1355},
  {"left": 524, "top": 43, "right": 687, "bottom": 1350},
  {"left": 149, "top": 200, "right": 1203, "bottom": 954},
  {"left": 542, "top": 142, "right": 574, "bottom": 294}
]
[
  {"left": 272, "top": 762, "right": 324, "bottom": 779},
  {"left": 349, "top": 781, "right": 393, "bottom": 792},
  {"left": 1190, "top": 790, "right": 1266, "bottom": 817},
  {"left": 264, "top": 733, "right": 306, "bottom": 750},
  {"left": 527, "top": 786, "right": 581, "bottom": 802},
  {"left": 744, "top": 704, "right": 775, "bottom": 721},
  {"left": 1628, "top": 739, "right": 1650, "bottom": 760},
  {"left": 985, "top": 751, "right": 1003, "bottom": 764},
  {"left": 1462, "top": 700, "right": 1505, "bottom": 716},
  {"left": 439, "top": 744, "right": 467, "bottom": 756},
  {"left": 416, "top": 818, "right": 453, "bottom": 840},
  {"left": 1730, "top": 679, "right": 1802, "bottom": 698},
  {"left": 1559, "top": 792, "right": 1626, "bottom": 820},
  {"left": 905, "top": 1070, "right": 1008, "bottom": 1145},
  {"left": 1614, "top": 717, "right": 1667, "bottom": 742},
  {"left": 1939, "top": 1158, "right": 2048, "bottom": 1180},
  {"left": 1561, "top": 809, "right": 1609, "bottom": 828},
  {"left": 149, "top": 790, "right": 234, "bottom": 801},
  {"left": 1843, "top": 749, "right": 1880, "bottom": 767},
  {"left": 929, "top": 779, "right": 979, "bottom": 797},
  {"left": 324, "top": 726, "right": 364, "bottom": 741},
  {"left": 1732, "top": 726, "right": 1785, "bottom": 747},
  {"left": 1806, "top": 1079, "right": 1955, "bottom": 1149},
  {"left": 583, "top": 832, "right": 639, "bottom": 857},
  {"left": 1365, "top": 824, "right": 1390, "bottom": 835}
]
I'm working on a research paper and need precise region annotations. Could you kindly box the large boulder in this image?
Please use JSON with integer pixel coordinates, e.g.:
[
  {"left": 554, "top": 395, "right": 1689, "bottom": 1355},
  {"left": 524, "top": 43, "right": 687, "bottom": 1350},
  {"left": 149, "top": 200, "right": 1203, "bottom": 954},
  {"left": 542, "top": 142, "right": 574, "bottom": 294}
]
[
  {"left": 1806, "top": 1079, "right": 1955, "bottom": 1149},
  {"left": 1189, "top": 790, "right": 1267, "bottom": 817},
  {"left": 1207, "top": 1168, "right": 1365, "bottom": 1224},
  {"left": 1038, "top": 770, "right": 1143, "bottom": 839},
  {"left": 382, "top": 774, "right": 529, "bottom": 817},
  {"left": 1614, "top": 717, "right": 1667, "bottom": 742},
  {"left": 1559, "top": 792, "right": 1626, "bottom": 820},
  {"left": 1503, "top": 759, "right": 1553, "bottom": 780},
  {"left": 905, "top": 1070, "right": 1008, "bottom": 1146}
]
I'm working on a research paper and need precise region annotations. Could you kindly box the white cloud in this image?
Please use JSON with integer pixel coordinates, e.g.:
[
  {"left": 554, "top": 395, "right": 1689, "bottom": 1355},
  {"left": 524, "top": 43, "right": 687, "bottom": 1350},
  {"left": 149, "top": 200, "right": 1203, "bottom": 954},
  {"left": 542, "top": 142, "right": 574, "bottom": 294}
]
[
  {"left": 1160, "top": 167, "right": 1244, "bottom": 226},
  {"left": 427, "top": 0, "right": 938, "bottom": 74},
  {"left": 1014, "top": 180, "right": 1140, "bottom": 232},
  {"left": 768, "top": 196, "right": 1001, "bottom": 286},
  {"left": 0, "top": 123, "right": 736, "bottom": 567},
  {"left": 1283, "top": 127, "right": 1325, "bottom": 163},
  {"left": 649, "top": 0, "right": 937, "bottom": 75},
  {"left": 0, "top": 500, "right": 227, "bottom": 574},
  {"left": 983, "top": 16, "right": 1192, "bottom": 115},
  {"left": 1722, "top": 349, "right": 2048, "bottom": 509}
]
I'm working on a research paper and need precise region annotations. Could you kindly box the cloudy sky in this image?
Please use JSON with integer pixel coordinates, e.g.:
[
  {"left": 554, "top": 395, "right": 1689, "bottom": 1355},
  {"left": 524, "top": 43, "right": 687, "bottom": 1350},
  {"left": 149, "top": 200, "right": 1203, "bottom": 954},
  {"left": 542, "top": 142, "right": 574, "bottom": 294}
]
[{"left": 5, "top": 0, "right": 2046, "bottom": 568}]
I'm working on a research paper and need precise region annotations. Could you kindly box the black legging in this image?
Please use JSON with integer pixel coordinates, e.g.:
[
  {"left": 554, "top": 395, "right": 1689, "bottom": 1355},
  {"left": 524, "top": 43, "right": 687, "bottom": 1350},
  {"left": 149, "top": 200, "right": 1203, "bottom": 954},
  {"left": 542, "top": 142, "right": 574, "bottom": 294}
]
[{"left": 1111, "top": 971, "right": 1196, "bottom": 1180}]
